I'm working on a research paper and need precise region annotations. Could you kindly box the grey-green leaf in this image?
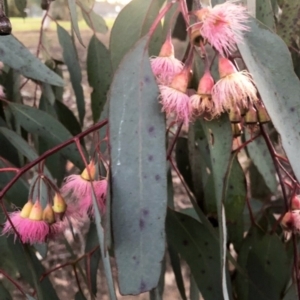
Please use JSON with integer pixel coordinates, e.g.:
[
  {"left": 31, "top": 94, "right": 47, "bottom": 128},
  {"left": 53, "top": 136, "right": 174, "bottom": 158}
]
[
  {"left": 166, "top": 209, "right": 223, "bottom": 300},
  {"left": 238, "top": 19, "right": 300, "bottom": 182},
  {"left": 201, "top": 115, "right": 233, "bottom": 299},
  {"left": 81, "top": 2, "right": 108, "bottom": 34},
  {"left": 0, "top": 127, "right": 52, "bottom": 179},
  {"left": 57, "top": 24, "right": 85, "bottom": 125},
  {"left": 109, "top": 35, "right": 167, "bottom": 294},
  {"left": 67, "top": 0, "right": 84, "bottom": 46},
  {"left": 109, "top": 0, "right": 165, "bottom": 70},
  {"left": 0, "top": 36, "right": 64, "bottom": 86},
  {"left": 245, "top": 132, "right": 277, "bottom": 194},
  {"left": 87, "top": 35, "right": 112, "bottom": 122},
  {"left": 8, "top": 103, "right": 84, "bottom": 169}
]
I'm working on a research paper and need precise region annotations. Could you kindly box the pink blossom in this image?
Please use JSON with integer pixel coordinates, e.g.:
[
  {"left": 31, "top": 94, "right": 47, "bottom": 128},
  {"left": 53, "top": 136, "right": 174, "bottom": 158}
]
[
  {"left": 192, "top": 1, "right": 249, "bottom": 56},
  {"left": 158, "top": 68, "right": 192, "bottom": 125},
  {"left": 150, "top": 34, "right": 183, "bottom": 85},
  {"left": 2, "top": 212, "right": 49, "bottom": 244},
  {"left": 18, "top": 219, "right": 49, "bottom": 244},
  {"left": 281, "top": 211, "right": 300, "bottom": 233},
  {"left": 61, "top": 175, "right": 107, "bottom": 216},
  {"left": 212, "top": 57, "right": 258, "bottom": 114},
  {"left": 2, "top": 212, "right": 24, "bottom": 237},
  {"left": 159, "top": 85, "right": 192, "bottom": 126}
]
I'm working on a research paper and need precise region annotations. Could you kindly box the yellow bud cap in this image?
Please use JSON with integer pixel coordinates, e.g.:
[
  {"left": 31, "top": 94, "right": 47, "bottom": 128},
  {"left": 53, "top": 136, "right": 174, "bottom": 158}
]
[
  {"left": 43, "top": 204, "right": 55, "bottom": 224},
  {"left": 28, "top": 201, "right": 43, "bottom": 221},
  {"left": 229, "top": 107, "right": 241, "bottom": 123},
  {"left": 52, "top": 193, "right": 67, "bottom": 213},
  {"left": 231, "top": 123, "right": 242, "bottom": 137},
  {"left": 81, "top": 161, "right": 96, "bottom": 181},
  {"left": 20, "top": 200, "right": 34, "bottom": 218}
]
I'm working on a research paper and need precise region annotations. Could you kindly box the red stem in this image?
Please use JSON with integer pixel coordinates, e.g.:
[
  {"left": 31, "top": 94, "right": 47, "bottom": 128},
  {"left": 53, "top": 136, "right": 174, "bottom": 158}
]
[
  {"left": 166, "top": 122, "right": 183, "bottom": 160},
  {"left": 0, "top": 268, "right": 26, "bottom": 297},
  {"left": 0, "top": 119, "right": 108, "bottom": 201}
]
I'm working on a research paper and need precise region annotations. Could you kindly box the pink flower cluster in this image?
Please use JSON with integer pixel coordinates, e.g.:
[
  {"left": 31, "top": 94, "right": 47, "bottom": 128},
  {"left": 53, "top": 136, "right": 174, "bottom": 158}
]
[
  {"left": 150, "top": 1, "right": 260, "bottom": 125},
  {"left": 2, "top": 161, "right": 108, "bottom": 244}
]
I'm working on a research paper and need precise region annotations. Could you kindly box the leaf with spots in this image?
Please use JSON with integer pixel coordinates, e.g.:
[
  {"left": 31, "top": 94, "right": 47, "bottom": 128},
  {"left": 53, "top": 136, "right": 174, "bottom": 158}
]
[
  {"left": 238, "top": 18, "right": 300, "bottom": 182},
  {"left": 87, "top": 35, "right": 112, "bottom": 123},
  {"left": 245, "top": 131, "right": 277, "bottom": 195},
  {"left": 109, "top": 0, "right": 165, "bottom": 70},
  {"left": 277, "top": 0, "right": 300, "bottom": 47},
  {"left": 8, "top": 103, "right": 84, "bottom": 169},
  {"left": 166, "top": 209, "right": 223, "bottom": 300},
  {"left": 0, "top": 36, "right": 64, "bottom": 86},
  {"left": 200, "top": 114, "right": 233, "bottom": 299},
  {"left": 256, "top": 0, "right": 276, "bottom": 31},
  {"left": 235, "top": 227, "right": 292, "bottom": 300},
  {"left": 109, "top": 35, "right": 167, "bottom": 295},
  {"left": 224, "top": 157, "right": 246, "bottom": 251}
]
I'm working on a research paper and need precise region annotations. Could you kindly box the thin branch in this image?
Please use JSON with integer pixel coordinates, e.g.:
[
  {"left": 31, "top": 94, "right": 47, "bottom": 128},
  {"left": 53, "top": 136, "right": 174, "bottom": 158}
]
[{"left": 0, "top": 119, "right": 108, "bottom": 201}]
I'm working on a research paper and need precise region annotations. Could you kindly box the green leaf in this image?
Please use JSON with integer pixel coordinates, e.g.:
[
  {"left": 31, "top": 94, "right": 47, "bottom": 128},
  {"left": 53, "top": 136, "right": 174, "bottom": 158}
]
[
  {"left": 57, "top": 24, "right": 85, "bottom": 125},
  {"left": 85, "top": 222, "right": 100, "bottom": 296},
  {"left": 201, "top": 115, "right": 233, "bottom": 299},
  {"left": 80, "top": 1, "right": 108, "bottom": 34},
  {"left": 0, "top": 160, "right": 28, "bottom": 206},
  {"left": 54, "top": 100, "right": 82, "bottom": 136},
  {"left": 87, "top": 35, "right": 112, "bottom": 122},
  {"left": 0, "top": 118, "right": 21, "bottom": 167},
  {"left": 0, "top": 282, "right": 12, "bottom": 300},
  {"left": 109, "top": 35, "right": 167, "bottom": 295},
  {"left": 109, "top": 0, "right": 165, "bottom": 70},
  {"left": 277, "top": 0, "right": 300, "bottom": 47},
  {"left": 175, "top": 137, "right": 194, "bottom": 192},
  {"left": 0, "top": 36, "right": 64, "bottom": 86},
  {"left": 236, "top": 228, "right": 291, "bottom": 300},
  {"left": 225, "top": 158, "right": 246, "bottom": 250},
  {"left": 38, "top": 96, "right": 66, "bottom": 184},
  {"left": 256, "top": 0, "right": 276, "bottom": 30},
  {"left": 91, "top": 189, "right": 117, "bottom": 300},
  {"left": 168, "top": 245, "right": 187, "bottom": 300},
  {"left": 238, "top": 18, "right": 300, "bottom": 182},
  {"left": 0, "top": 127, "right": 52, "bottom": 178},
  {"left": 192, "top": 119, "right": 216, "bottom": 214},
  {"left": 190, "top": 275, "right": 200, "bottom": 300},
  {"left": 7, "top": 239, "right": 59, "bottom": 300},
  {"left": 67, "top": 0, "right": 84, "bottom": 46},
  {"left": 166, "top": 209, "right": 223, "bottom": 300},
  {"left": 245, "top": 132, "right": 277, "bottom": 195},
  {"left": 8, "top": 103, "right": 84, "bottom": 169}
]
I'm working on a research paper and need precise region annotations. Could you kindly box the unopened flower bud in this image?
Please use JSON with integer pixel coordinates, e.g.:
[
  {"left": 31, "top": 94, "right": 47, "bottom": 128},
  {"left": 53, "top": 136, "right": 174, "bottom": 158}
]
[
  {"left": 28, "top": 201, "right": 43, "bottom": 221},
  {"left": 159, "top": 34, "right": 175, "bottom": 57},
  {"left": 244, "top": 105, "right": 258, "bottom": 124},
  {"left": 231, "top": 123, "right": 242, "bottom": 137},
  {"left": 170, "top": 68, "right": 190, "bottom": 93},
  {"left": 20, "top": 200, "right": 34, "bottom": 218},
  {"left": 218, "top": 57, "right": 237, "bottom": 78},
  {"left": 229, "top": 107, "right": 241, "bottom": 123},
  {"left": 43, "top": 204, "right": 55, "bottom": 224},
  {"left": 256, "top": 102, "right": 271, "bottom": 123},
  {"left": 291, "top": 195, "right": 300, "bottom": 210},
  {"left": 52, "top": 193, "right": 67, "bottom": 214},
  {"left": 81, "top": 161, "right": 96, "bottom": 181}
]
